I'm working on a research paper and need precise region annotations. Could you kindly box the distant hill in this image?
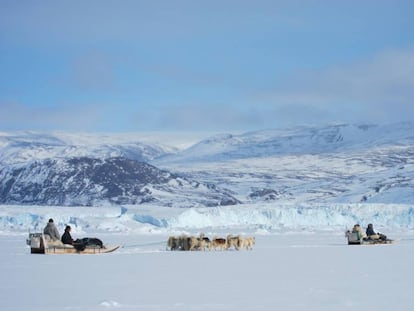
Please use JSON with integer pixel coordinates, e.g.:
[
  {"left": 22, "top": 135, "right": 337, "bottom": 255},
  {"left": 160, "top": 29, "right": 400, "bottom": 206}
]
[
  {"left": 155, "top": 123, "right": 414, "bottom": 163},
  {"left": 0, "top": 157, "right": 239, "bottom": 207},
  {"left": 154, "top": 122, "right": 414, "bottom": 205},
  {"left": 0, "top": 131, "right": 177, "bottom": 165}
]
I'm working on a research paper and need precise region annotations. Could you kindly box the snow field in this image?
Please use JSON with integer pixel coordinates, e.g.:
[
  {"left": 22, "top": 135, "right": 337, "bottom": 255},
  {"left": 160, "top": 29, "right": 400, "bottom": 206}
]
[
  {"left": 1, "top": 232, "right": 414, "bottom": 311},
  {"left": 1, "top": 203, "right": 414, "bottom": 310}
]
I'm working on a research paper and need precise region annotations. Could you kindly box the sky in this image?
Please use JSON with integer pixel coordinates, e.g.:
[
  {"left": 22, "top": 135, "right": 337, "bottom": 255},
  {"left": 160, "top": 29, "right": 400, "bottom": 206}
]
[{"left": 1, "top": 0, "right": 414, "bottom": 133}]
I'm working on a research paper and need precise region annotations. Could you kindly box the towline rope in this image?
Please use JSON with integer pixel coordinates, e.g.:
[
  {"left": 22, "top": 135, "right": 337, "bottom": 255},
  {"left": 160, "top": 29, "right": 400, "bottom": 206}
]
[{"left": 122, "top": 240, "right": 166, "bottom": 249}]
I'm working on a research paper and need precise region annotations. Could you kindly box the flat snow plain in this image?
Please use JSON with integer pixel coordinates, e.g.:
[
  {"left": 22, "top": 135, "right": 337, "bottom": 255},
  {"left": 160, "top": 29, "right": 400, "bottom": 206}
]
[{"left": 2, "top": 229, "right": 414, "bottom": 311}]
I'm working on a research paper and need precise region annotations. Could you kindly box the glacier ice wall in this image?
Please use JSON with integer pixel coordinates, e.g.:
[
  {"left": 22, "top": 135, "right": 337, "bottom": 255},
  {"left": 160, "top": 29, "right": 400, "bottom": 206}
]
[{"left": 1, "top": 203, "right": 414, "bottom": 235}]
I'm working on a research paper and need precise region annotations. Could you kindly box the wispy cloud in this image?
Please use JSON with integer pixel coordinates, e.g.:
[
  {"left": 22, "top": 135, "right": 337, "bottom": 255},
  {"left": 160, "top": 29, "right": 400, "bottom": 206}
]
[
  {"left": 254, "top": 47, "right": 414, "bottom": 125},
  {"left": 0, "top": 101, "right": 104, "bottom": 131}
]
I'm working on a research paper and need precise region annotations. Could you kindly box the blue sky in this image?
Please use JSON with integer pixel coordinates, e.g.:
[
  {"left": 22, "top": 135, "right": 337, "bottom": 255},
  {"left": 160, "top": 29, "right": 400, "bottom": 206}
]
[{"left": 1, "top": 0, "right": 414, "bottom": 133}]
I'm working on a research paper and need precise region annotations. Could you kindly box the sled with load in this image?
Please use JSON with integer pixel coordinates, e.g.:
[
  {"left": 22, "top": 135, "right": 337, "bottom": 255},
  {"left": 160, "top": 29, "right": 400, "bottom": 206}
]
[
  {"left": 345, "top": 226, "right": 394, "bottom": 245},
  {"left": 26, "top": 233, "right": 120, "bottom": 254}
]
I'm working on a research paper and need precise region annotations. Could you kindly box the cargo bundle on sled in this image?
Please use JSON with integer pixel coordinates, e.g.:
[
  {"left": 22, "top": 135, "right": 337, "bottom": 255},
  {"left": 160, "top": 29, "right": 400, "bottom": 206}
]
[{"left": 26, "top": 233, "right": 120, "bottom": 254}]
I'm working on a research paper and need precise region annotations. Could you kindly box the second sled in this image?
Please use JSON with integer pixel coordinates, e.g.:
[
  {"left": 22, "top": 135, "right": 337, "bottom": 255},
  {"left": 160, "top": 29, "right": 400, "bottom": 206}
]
[{"left": 345, "top": 231, "right": 394, "bottom": 245}]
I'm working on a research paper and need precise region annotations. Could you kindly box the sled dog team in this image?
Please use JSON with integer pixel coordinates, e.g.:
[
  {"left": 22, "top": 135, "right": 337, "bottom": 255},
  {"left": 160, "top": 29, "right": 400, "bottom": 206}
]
[{"left": 167, "top": 233, "right": 255, "bottom": 251}]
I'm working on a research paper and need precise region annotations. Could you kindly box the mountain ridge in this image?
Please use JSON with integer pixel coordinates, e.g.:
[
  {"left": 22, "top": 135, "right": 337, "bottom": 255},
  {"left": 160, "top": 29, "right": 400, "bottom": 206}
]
[
  {"left": 155, "top": 122, "right": 414, "bottom": 164},
  {"left": 0, "top": 156, "right": 239, "bottom": 207},
  {"left": 1, "top": 122, "right": 414, "bottom": 206}
]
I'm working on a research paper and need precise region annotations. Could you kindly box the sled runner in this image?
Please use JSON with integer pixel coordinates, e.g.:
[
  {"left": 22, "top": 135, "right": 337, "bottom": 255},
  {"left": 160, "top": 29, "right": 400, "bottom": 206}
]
[
  {"left": 345, "top": 230, "right": 394, "bottom": 245},
  {"left": 26, "top": 233, "right": 120, "bottom": 254}
]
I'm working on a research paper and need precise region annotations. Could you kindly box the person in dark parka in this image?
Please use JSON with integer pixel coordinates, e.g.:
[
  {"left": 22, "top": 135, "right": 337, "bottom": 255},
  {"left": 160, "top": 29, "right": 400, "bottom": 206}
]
[
  {"left": 366, "top": 223, "right": 387, "bottom": 240},
  {"left": 61, "top": 225, "right": 74, "bottom": 245},
  {"left": 366, "top": 223, "right": 376, "bottom": 236}
]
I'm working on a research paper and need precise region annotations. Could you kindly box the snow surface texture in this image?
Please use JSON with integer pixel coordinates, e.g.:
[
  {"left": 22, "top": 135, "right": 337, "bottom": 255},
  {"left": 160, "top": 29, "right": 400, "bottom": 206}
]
[{"left": 1, "top": 205, "right": 414, "bottom": 311}]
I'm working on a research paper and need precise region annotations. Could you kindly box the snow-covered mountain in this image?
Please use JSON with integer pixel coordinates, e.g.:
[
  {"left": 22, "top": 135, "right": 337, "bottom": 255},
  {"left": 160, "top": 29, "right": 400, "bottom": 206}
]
[
  {"left": 0, "top": 131, "right": 177, "bottom": 165},
  {"left": 155, "top": 122, "right": 414, "bottom": 162},
  {"left": 155, "top": 123, "right": 414, "bottom": 205},
  {"left": 0, "top": 157, "right": 239, "bottom": 207},
  {"left": 1, "top": 122, "right": 414, "bottom": 206}
]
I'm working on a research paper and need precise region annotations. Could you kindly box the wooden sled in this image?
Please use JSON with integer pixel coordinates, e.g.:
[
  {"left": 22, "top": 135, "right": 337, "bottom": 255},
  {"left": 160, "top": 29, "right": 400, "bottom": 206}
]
[
  {"left": 345, "top": 231, "right": 394, "bottom": 245},
  {"left": 27, "top": 233, "right": 120, "bottom": 254}
]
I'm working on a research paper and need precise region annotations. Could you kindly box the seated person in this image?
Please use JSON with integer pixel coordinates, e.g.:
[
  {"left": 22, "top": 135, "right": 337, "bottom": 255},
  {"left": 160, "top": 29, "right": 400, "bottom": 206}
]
[
  {"left": 352, "top": 224, "right": 367, "bottom": 240},
  {"left": 43, "top": 218, "right": 60, "bottom": 241},
  {"left": 366, "top": 223, "right": 386, "bottom": 240},
  {"left": 61, "top": 226, "right": 104, "bottom": 250},
  {"left": 61, "top": 225, "right": 74, "bottom": 245}
]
